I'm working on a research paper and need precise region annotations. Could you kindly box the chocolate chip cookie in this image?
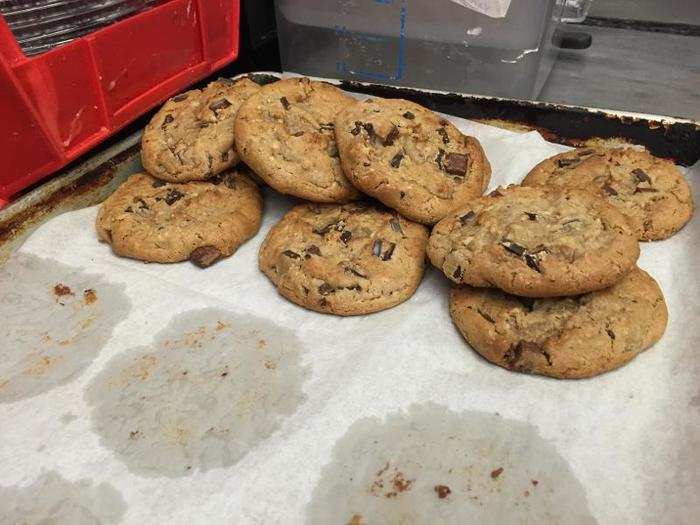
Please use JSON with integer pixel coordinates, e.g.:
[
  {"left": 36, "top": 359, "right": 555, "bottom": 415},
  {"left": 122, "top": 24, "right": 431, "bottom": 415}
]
[
  {"left": 141, "top": 77, "right": 260, "bottom": 182},
  {"left": 427, "top": 186, "right": 640, "bottom": 297},
  {"left": 523, "top": 147, "right": 694, "bottom": 240},
  {"left": 96, "top": 170, "right": 262, "bottom": 267},
  {"left": 234, "top": 77, "right": 360, "bottom": 203},
  {"left": 258, "top": 202, "right": 429, "bottom": 315},
  {"left": 450, "top": 267, "right": 667, "bottom": 379},
  {"left": 334, "top": 97, "right": 491, "bottom": 224}
]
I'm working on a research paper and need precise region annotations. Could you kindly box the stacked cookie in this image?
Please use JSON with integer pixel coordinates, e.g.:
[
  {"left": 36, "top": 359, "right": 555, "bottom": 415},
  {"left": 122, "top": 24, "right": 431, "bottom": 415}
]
[
  {"left": 97, "top": 78, "right": 264, "bottom": 268},
  {"left": 433, "top": 146, "right": 693, "bottom": 378}
]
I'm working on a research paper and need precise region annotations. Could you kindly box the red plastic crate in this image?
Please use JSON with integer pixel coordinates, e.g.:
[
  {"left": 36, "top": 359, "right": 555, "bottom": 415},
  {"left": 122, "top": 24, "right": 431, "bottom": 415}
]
[{"left": 0, "top": 0, "right": 240, "bottom": 207}]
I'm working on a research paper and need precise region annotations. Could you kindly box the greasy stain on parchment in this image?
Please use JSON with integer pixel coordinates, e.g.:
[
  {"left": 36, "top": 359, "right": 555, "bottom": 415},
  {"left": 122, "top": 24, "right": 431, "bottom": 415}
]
[
  {"left": 0, "top": 470, "right": 126, "bottom": 524},
  {"left": 0, "top": 253, "right": 130, "bottom": 403},
  {"left": 85, "top": 308, "right": 308, "bottom": 478},
  {"left": 307, "top": 403, "right": 596, "bottom": 525}
]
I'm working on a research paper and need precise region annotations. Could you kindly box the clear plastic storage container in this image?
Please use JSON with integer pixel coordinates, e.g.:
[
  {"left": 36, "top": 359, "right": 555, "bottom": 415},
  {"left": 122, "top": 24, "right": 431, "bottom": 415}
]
[{"left": 274, "top": 0, "right": 569, "bottom": 100}]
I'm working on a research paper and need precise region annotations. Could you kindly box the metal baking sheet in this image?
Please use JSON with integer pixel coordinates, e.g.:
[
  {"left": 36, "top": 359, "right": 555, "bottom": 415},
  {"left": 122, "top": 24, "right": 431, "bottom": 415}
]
[{"left": 0, "top": 72, "right": 697, "bottom": 524}]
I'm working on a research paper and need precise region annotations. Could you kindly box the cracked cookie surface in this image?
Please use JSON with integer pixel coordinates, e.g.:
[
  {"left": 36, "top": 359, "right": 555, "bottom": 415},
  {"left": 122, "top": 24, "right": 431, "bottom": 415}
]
[
  {"left": 234, "top": 77, "right": 360, "bottom": 203},
  {"left": 427, "top": 186, "right": 639, "bottom": 297},
  {"left": 334, "top": 97, "right": 491, "bottom": 224},
  {"left": 96, "top": 170, "right": 262, "bottom": 266},
  {"left": 258, "top": 202, "right": 428, "bottom": 315},
  {"left": 141, "top": 78, "right": 260, "bottom": 182},
  {"left": 449, "top": 267, "right": 667, "bottom": 379},
  {"left": 523, "top": 147, "right": 694, "bottom": 240}
]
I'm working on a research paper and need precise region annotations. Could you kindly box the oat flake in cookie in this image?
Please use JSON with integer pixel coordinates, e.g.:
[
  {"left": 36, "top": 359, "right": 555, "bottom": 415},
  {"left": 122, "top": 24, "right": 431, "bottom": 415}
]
[
  {"left": 523, "top": 147, "right": 694, "bottom": 241},
  {"left": 234, "top": 77, "right": 360, "bottom": 203},
  {"left": 96, "top": 170, "right": 262, "bottom": 267},
  {"left": 141, "top": 77, "right": 260, "bottom": 182},
  {"left": 258, "top": 202, "right": 429, "bottom": 315},
  {"left": 427, "top": 186, "right": 640, "bottom": 297},
  {"left": 334, "top": 97, "right": 491, "bottom": 224},
  {"left": 449, "top": 267, "right": 667, "bottom": 379}
]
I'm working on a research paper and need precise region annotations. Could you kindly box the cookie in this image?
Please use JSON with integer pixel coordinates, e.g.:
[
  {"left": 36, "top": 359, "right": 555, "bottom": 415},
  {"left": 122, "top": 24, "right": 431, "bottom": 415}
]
[
  {"left": 258, "top": 202, "right": 429, "bottom": 315},
  {"left": 427, "top": 185, "right": 640, "bottom": 297},
  {"left": 234, "top": 77, "right": 360, "bottom": 203},
  {"left": 96, "top": 170, "right": 262, "bottom": 266},
  {"left": 523, "top": 147, "right": 694, "bottom": 240},
  {"left": 141, "top": 77, "right": 260, "bottom": 182},
  {"left": 449, "top": 267, "right": 667, "bottom": 379},
  {"left": 334, "top": 97, "right": 491, "bottom": 224}
]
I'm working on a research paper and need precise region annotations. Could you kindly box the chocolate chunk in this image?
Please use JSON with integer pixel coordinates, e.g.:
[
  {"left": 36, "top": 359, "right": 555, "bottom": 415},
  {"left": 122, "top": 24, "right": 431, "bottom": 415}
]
[
  {"left": 135, "top": 197, "right": 149, "bottom": 210},
  {"left": 172, "top": 93, "right": 188, "bottom": 102},
  {"left": 556, "top": 157, "right": 580, "bottom": 168},
  {"left": 632, "top": 168, "right": 651, "bottom": 184},
  {"left": 384, "top": 125, "right": 400, "bottom": 146},
  {"left": 443, "top": 153, "right": 468, "bottom": 176},
  {"left": 505, "top": 340, "right": 550, "bottom": 368},
  {"left": 362, "top": 122, "right": 374, "bottom": 136},
  {"left": 453, "top": 266, "right": 463, "bottom": 280},
  {"left": 516, "top": 297, "right": 536, "bottom": 312},
  {"left": 350, "top": 121, "right": 363, "bottom": 135},
  {"left": 345, "top": 284, "right": 362, "bottom": 292},
  {"left": 434, "top": 485, "right": 451, "bottom": 499},
  {"left": 525, "top": 212, "right": 537, "bottom": 221},
  {"left": 399, "top": 191, "right": 406, "bottom": 199},
  {"left": 459, "top": 211, "right": 475, "bottom": 224},
  {"left": 437, "top": 127, "right": 450, "bottom": 144},
  {"left": 634, "top": 187, "right": 658, "bottom": 194},
  {"left": 346, "top": 266, "right": 367, "bottom": 278},
  {"left": 282, "top": 250, "right": 300, "bottom": 259},
  {"left": 602, "top": 184, "right": 618, "bottom": 196},
  {"left": 292, "top": 131, "right": 305, "bottom": 137},
  {"left": 390, "top": 152, "right": 404, "bottom": 168},
  {"left": 162, "top": 114, "right": 174, "bottom": 127},
  {"left": 524, "top": 254, "right": 541, "bottom": 273},
  {"left": 152, "top": 179, "right": 167, "bottom": 188},
  {"left": 435, "top": 148, "right": 445, "bottom": 169},
  {"left": 381, "top": 242, "right": 396, "bottom": 261},
  {"left": 190, "top": 246, "right": 221, "bottom": 268},
  {"left": 209, "top": 99, "right": 232, "bottom": 112},
  {"left": 606, "top": 328, "right": 616, "bottom": 339},
  {"left": 280, "top": 96, "right": 291, "bottom": 110},
  {"left": 403, "top": 111, "right": 415, "bottom": 120},
  {"left": 124, "top": 206, "right": 133, "bottom": 213},
  {"left": 340, "top": 230, "right": 352, "bottom": 244},
  {"left": 164, "top": 189, "right": 185, "bottom": 205},
  {"left": 306, "top": 245, "right": 321, "bottom": 256},
  {"left": 372, "top": 239, "right": 383, "bottom": 257},
  {"left": 389, "top": 217, "right": 404, "bottom": 235},
  {"left": 318, "top": 283, "right": 334, "bottom": 295},
  {"left": 489, "top": 188, "right": 504, "bottom": 197},
  {"left": 501, "top": 240, "right": 526, "bottom": 257}
]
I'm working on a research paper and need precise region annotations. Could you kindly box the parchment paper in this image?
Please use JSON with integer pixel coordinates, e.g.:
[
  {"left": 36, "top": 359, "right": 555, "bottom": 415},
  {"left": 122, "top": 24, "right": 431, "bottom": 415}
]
[{"left": 0, "top": 90, "right": 698, "bottom": 524}]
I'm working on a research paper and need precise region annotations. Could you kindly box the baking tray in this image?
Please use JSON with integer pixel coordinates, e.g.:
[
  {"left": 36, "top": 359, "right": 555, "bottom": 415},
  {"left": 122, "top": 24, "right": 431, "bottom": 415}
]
[
  {"left": 0, "top": 73, "right": 697, "bottom": 524},
  {"left": 1, "top": 71, "right": 698, "bottom": 262}
]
